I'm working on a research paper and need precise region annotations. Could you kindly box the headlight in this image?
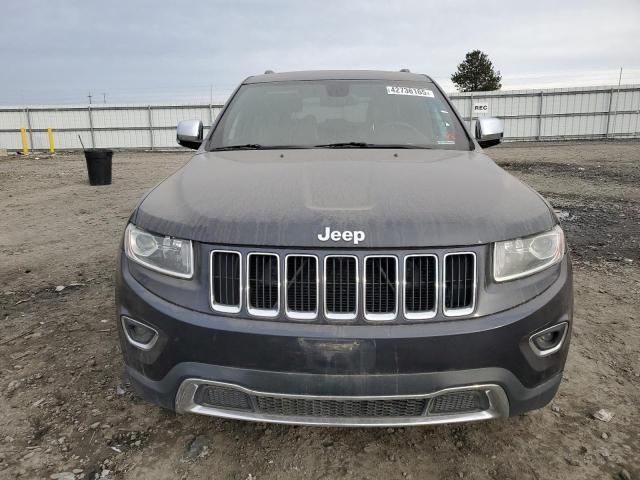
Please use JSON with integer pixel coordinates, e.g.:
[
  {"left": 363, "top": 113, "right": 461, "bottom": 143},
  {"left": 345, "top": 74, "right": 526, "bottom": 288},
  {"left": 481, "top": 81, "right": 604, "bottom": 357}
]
[
  {"left": 493, "top": 225, "right": 565, "bottom": 282},
  {"left": 124, "top": 224, "right": 194, "bottom": 279}
]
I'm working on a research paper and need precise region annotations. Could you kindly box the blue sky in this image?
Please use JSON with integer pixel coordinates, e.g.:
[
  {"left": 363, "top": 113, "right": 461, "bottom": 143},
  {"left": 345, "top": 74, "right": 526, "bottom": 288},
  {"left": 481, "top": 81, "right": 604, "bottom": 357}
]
[{"left": 1, "top": 0, "right": 639, "bottom": 104}]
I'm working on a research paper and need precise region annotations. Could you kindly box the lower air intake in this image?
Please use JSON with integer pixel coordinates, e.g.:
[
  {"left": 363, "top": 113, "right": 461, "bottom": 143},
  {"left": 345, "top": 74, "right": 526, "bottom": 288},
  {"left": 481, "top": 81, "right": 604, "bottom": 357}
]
[
  {"left": 195, "top": 385, "right": 252, "bottom": 411},
  {"left": 183, "top": 382, "right": 508, "bottom": 425},
  {"left": 255, "top": 397, "right": 427, "bottom": 418},
  {"left": 429, "top": 391, "right": 489, "bottom": 415}
]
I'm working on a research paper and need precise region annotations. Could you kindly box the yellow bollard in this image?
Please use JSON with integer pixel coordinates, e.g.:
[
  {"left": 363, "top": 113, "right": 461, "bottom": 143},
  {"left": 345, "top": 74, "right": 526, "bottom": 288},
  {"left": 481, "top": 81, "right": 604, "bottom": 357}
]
[
  {"left": 48, "top": 128, "right": 55, "bottom": 154},
  {"left": 20, "top": 128, "right": 28, "bottom": 155}
]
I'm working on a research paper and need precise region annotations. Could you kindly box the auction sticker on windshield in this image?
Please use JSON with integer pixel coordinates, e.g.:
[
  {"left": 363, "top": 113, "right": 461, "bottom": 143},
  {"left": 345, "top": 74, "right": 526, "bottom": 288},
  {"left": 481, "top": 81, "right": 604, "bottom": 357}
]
[{"left": 386, "top": 86, "right": 434, "bottom": 97}]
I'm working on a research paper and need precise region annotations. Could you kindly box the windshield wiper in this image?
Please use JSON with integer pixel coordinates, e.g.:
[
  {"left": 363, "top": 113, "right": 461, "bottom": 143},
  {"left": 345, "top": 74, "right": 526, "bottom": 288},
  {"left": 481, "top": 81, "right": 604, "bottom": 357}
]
[
  {"left": 212, "top": 144, "right": 264, "bottom": 151},
  {"left": 374, "top": 144, "right": 433, "bottom": 149},
  {"left": 314, "top": 142, "right": 374, "bottom": 148},
  {"left": 213, "top": 142, "right": 436, "bottom": 151},
  {"left": 314, "top": 142, "right": 432, "bottom": 149},
  {"left": 212, "top": 144, "right": 316, "bottom": 151}
]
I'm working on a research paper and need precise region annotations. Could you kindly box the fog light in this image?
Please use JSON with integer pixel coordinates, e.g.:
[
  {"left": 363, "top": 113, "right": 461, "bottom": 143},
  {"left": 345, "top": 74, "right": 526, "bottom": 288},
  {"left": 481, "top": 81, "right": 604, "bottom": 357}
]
[
  {"left": 121, "top": 316, "right": 159, "bottom": 350},
  {"left": 529, "top": 322, "right": 568, "bottom": 357}
]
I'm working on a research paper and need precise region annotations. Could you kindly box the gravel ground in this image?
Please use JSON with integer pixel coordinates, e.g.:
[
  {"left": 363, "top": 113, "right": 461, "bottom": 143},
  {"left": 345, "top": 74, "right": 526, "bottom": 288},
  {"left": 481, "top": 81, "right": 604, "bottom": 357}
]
[{"left": 0, "top": 142, "right": 638, "bottom": 480}]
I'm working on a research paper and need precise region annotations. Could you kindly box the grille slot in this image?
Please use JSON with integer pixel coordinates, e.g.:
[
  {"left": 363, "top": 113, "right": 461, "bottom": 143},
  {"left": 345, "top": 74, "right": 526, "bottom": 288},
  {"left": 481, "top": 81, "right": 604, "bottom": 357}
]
[
  {"left": 429, "top": 391, "right": 488, "bottom": 415},
  {"left": 285, "top": 255, "right": 318, "bottom": 319},
  {"left": 247, "top": 253, "right": 280, "bottom": 316},
  {"left": 195, "top": 385, "right": 253, "bottom": 411},
  {"left": 324, "top": 256, "right": 358, "bottom": 319},
  {"left": 210, "top": 251, "right": 241, "bottom": 313},
  {"left": 364, "top": 256, "right": 398, "bottom": 320},
  {"left": 443, "top": 253, "right": 476, "bottom": 316},
  {"left": 255, "top": 396, "right": 427, "bottom": 418},
  {"left": 404, "top": 255, "right": 437, "bottom": 319}
]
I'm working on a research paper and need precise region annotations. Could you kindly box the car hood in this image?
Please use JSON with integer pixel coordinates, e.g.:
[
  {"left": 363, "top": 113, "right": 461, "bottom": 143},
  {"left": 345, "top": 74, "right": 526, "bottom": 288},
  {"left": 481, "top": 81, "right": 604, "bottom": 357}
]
[{"left": 134, "top": 149, "right": 556, "bottom": 248}]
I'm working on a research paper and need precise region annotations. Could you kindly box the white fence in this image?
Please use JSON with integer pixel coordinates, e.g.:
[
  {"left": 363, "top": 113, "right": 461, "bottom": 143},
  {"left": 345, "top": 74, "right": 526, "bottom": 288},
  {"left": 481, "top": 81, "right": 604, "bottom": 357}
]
[
  {"left": 1, "top": 84, "right": 639, "bottom": 151},
  {"left": 0, "top": 104, "right": 224, "bottom": 151},
  {"left": 450, "top": 84, "right": 640, "bottom": 141}
]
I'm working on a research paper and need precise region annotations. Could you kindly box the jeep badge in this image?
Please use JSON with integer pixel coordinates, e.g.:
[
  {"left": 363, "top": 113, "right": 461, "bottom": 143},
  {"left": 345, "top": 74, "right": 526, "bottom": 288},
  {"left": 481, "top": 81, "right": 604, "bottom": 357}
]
[{"left": 317, "top": 227, "right": 366, "bottom": 245}]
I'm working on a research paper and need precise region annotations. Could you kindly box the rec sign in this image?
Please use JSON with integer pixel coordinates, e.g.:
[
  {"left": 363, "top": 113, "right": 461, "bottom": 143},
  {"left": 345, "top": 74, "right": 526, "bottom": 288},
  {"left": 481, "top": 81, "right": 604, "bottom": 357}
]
[{"left": 473, "top": 102, "right": 489, "bottom": 115}]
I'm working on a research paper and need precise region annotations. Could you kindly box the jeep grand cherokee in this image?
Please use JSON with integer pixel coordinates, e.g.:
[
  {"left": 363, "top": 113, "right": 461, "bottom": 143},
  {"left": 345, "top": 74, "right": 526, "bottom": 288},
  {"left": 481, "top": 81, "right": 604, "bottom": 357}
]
[{"left": 115, "top": 70, "right": 572, "bottom": 426}]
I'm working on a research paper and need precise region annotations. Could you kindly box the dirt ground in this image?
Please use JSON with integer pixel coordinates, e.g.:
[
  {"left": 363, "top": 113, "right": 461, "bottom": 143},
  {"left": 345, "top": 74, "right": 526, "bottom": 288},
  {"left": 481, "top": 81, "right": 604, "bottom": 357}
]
[{"left": 1, "top": 142, "right": 638, "bottom": 480}]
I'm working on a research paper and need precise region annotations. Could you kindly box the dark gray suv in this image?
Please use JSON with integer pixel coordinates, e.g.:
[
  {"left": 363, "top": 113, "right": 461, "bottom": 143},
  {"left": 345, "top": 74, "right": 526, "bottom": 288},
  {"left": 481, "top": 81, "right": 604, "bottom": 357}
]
[{"left": 115, "top": 70, "right": 572, "bottom": 426}]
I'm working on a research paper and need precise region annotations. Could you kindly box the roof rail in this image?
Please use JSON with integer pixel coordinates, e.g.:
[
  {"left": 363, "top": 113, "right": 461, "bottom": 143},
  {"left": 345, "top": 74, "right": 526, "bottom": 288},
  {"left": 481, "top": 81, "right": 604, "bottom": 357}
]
[
  {"left": 264, "top": 70, "right": 275, "bottom": 74},
  {"left": 399, "top": 68, "right": 411, "bottom": 73}
]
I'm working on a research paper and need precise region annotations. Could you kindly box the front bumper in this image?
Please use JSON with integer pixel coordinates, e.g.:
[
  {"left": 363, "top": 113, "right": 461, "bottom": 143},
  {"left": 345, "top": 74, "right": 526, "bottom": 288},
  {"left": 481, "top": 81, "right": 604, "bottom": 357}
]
[{"left": 116, "top": 254, "right": 572, "bottom": 426}]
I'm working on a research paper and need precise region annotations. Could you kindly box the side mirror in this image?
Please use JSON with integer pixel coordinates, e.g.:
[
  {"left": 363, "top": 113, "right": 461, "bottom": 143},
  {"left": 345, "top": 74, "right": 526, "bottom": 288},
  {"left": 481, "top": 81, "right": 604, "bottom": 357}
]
[
  {"left": 177, "top": 120, "right": 204, "bottom": 149},
  {"left": 475, "top": 117, "right": 504, "bottom": 148}
]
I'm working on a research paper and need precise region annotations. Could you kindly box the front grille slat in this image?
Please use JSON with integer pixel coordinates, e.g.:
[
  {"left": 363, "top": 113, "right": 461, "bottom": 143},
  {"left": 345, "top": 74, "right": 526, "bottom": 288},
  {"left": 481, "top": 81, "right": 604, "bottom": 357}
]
[
  {"left": 286, "top": 255, "right": 318, "bottom": 318},
  {"left": 444, "top": 253, "right": 476, "bottom": 316},
  {"left": 364, "top": 256, "right": 398, "bottom": 320},
  {"left": 325, "top": 256, "right": 357, "bottom": 319},
  {"left": 211, "top": 251, "right": 241, "bottom": 313},
  {"left": 248, "top": 253, "right": 279, "bottom": 316},
  {"left": 404, "top": 255, "right": 437, "bottom": 319}
]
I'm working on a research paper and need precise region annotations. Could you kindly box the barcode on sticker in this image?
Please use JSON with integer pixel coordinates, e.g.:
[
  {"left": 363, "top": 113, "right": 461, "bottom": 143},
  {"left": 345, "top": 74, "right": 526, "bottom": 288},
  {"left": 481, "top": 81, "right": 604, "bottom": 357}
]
[{"left": 386, "top": 86, "right": 434, "bottom": 97}]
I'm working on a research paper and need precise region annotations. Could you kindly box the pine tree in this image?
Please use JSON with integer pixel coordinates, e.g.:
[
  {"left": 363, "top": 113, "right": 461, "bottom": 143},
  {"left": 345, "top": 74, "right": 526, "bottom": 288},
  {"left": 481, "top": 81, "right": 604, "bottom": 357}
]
[{"left": 451, "top": 50, "right": 502, "bottom": 92}]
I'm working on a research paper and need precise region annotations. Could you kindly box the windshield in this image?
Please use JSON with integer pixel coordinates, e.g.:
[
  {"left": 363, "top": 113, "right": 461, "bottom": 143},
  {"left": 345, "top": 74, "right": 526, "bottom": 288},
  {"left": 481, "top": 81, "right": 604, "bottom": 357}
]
[{"left": 208, "top": 80, "right": 470, "bottom": 151}]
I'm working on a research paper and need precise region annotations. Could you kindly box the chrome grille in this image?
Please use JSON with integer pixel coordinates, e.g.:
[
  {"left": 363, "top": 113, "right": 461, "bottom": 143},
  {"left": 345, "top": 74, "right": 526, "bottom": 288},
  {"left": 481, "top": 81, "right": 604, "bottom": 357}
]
[
  {"left": 247, "top": 253, "right": 280, "bottom": 316},
  {"left": 285, "top": 255, "right": 318, "bottom": 319},
  {"left": 210, "top": 251, "right": 241, "bottom": 313},
  {"left": 324, "top": 256, "right": 358, "bottom": 319},
  {"left": 404, "top": 255, "right": 437, "bottom": 319},
  {"left": 209, "top": 249, "right": 478, "bottom": 321},
  {"left": 443, "top": 253, "right": 476, "bottom": 316},
  {"left": 364, "top": 256, "right": 398, "bottom": 320}
]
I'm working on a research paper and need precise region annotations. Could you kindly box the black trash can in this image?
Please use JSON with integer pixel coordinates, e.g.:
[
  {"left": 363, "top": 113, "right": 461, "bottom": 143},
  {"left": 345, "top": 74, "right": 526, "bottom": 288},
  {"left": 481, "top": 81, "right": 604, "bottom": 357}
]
[{"left": 84, "top": 149, "right": 113, "bottom": 185}]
